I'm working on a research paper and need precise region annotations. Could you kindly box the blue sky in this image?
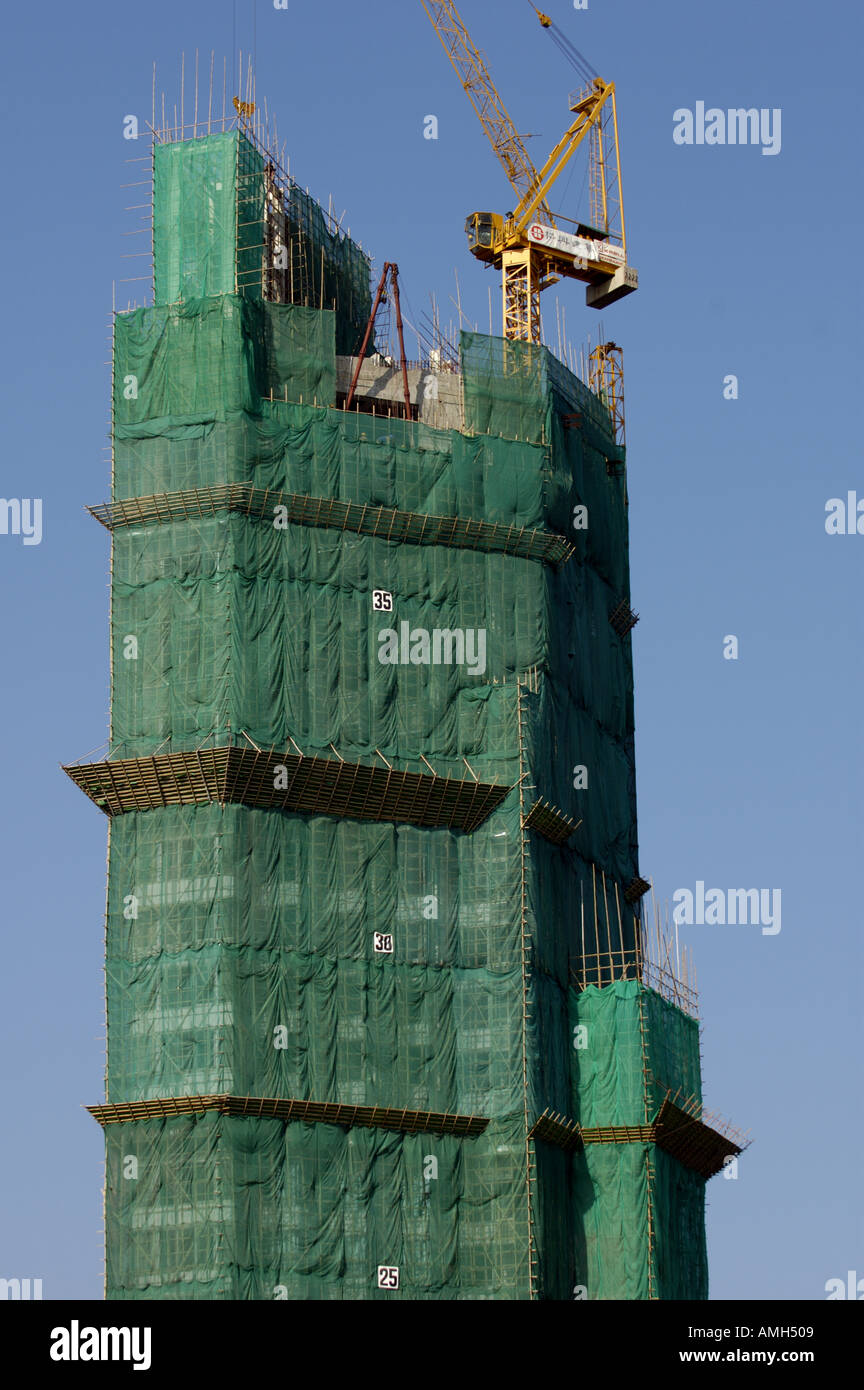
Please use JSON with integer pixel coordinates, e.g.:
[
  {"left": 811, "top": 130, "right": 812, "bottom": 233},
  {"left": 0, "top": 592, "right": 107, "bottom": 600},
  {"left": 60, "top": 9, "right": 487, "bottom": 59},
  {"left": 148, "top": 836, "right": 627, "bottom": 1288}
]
[{"left": 0, "top": 0, "right": 860, "bottom": 1300}]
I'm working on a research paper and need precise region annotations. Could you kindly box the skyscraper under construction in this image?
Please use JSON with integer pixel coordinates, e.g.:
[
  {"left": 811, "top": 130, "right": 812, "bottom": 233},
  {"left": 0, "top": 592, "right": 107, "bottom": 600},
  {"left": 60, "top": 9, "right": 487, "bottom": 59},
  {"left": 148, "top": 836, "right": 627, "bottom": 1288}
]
[{"left": 65, "top": 63, "right": 742, "bottom": 1300}]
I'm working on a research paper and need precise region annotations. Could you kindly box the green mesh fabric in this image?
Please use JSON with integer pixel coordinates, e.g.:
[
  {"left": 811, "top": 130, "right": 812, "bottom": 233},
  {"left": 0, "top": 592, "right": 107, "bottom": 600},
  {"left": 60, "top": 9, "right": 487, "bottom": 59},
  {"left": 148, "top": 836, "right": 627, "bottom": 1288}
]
[
  {"left": 111, "top": 515, "right": 534, "bottom": 770},
  {"left": 461, "top": 332, "right": 625, "bottom": 452},
  {"left": 641, "top": 986, "right": 703, "bottom": 1119},
  {"left": 153, "top": 131, "right": 370, "bottom": 351},
  {"left": 109, "top": 300, "right": 638, "bottom": 878},
  {"left": 114, "top": 297, "right": 335, "bottom": 430},
  {"left": 651, "top": 1148, "right": 709, "bottom": 1300},
  {"left": 235, "top": 132, "right": 266, "bottom": 298},
  {"left": 567, "top": 980, "right": 707, "bottom": 1299},
  {"left": 154, "top": 135, "right": 238, "bottom": 301},
  {"left": 569, "top": 980, "right": 702, "bottom": 1128},
  {"left": 105, "top": 798, "right": 531, "bottom": 1299},
  {"left": 461, "top": 333, "right": 548, "bottom": 443},
  {"left": 105, "top": 1115, "right": 529, "bottom": 1301},
  {"left": 106, "top": 804, "right": 524, "bottom": 1109},
  {"left": 93, "top": 140, "right": 712, "bottom": 1299},
  {"left": 275, "top": 174, "right": 373, "bottom": 356},
  {"left": 573, "top": 1144, "right": 652, "bottom": 1300}
]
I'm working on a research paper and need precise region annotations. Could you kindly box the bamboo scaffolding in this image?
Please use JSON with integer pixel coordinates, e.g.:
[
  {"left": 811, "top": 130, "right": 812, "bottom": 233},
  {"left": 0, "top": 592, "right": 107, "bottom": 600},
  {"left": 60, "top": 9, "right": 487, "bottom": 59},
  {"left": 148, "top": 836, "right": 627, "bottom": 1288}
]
[
  {"left": 87, "top": 484, "right": 575, "bottom": 566},
  {"left": 63, "top": 745, "right": 510, "bottom": 833},
  {"left": 571, "top": 868, "right": 699, "bottom": 1017}
]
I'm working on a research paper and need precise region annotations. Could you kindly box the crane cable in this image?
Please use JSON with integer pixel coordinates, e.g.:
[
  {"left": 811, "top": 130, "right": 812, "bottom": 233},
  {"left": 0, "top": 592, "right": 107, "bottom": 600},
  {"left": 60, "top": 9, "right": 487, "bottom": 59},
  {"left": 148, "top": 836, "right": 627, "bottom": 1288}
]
[{"left": 525, "top": 1, "right": 598, "bottom": 85}]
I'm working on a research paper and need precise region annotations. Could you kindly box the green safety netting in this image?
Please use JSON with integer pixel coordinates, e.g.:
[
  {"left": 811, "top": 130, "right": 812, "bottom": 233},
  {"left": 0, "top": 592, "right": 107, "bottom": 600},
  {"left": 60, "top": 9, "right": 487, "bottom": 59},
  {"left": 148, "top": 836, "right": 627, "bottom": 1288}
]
[
  {"left": 105, "top": 1114, "right": 530, "bottom": 1300},
  {"left": 652, "top": 1148, "right": 709, "bottom": 1300},
  {"left": 570, "top": 980, "right": 702, "bottom": 1128},
  {"left": 153, "top": 131, "right": 371, "bottom": 353},
  {"left": 94, "top": 135, "right": 710, "bottom": 1300},
  {"left": 114, "top": 297, "right": 336, "bottom": 425},
  {"left": 567, "top": 981, "right": 706, "bottom": 1299},
  {"left": 154, "top": 136, "right": 239, "bottom": 303},
  {"left": 461, "top": 332, "right": 621, "bottom": 449},
  {"left": 104, "top": 810, "right": 711, "bottom": 1300},
  {"left": 107, "top": 804, "right": 524, "bottom": 1109},
  {"left": 109, "top": 294, "right": 637, "bottom": 878},
  {"left": 573, "top": 1144, "right": 651, "bottom": 1300},
  {"left": 104, "top": 797, "right": 532, "bottom": 1299}
]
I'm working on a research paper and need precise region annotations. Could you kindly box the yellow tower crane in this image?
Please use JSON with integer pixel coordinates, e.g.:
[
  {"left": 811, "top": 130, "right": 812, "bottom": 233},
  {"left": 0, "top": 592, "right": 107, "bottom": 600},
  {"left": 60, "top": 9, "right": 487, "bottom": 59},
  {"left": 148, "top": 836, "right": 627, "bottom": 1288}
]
[{"left": 420, "top": 0, "right": 637, "bottom": 343}]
